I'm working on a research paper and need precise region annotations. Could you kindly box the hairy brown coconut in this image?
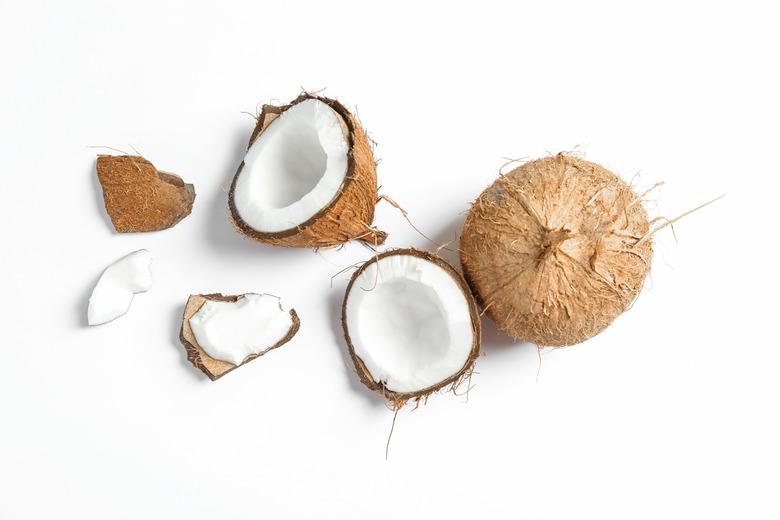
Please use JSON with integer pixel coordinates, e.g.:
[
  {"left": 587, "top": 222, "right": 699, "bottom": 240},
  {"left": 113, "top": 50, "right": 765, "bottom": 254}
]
[
  {"left": 342, "top": 249, "right": 481, "bottom": 406},
  {"left": 460, "top": 154, "right": 653, "bottom": 346},
  {"left": 228, "top": 94, "right": 386, "bottom": 248}
]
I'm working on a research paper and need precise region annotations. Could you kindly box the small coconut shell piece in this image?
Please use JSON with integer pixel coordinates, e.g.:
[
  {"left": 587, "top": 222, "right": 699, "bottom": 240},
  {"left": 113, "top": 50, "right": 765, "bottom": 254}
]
[
  {"left": 96, "top": 155, "right": 195, "bottom": 232},
  {"left": 342, "top": 249, "right": 481, "bottom": 405},
  {"left": 460, "top": 154, "right": 653, "bottom": 346},
  {"left": 179, "top": 293, "right": 300, "bottom": 381},
  {"left": 228, "top": 94, "right": 386, "bottom": 248}
]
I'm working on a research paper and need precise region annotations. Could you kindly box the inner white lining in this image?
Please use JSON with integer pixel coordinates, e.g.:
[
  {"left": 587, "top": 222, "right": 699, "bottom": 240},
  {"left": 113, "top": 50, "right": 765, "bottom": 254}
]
[
  {"left": 189, "top": 294, "right": 294, "bottom": 366},
  {"left": 345, "top": 254, "right": 474, "bottom": 393},
  {"left": 233, "top": 99, "right": 349, "bottom": 232}
]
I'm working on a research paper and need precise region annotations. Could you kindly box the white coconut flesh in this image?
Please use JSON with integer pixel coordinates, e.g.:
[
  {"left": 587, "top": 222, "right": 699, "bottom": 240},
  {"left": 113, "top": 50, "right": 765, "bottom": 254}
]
[
  {"left": 233, "top": 99, "right": 349, "bottom": 233},
  {"left": 88, "top": 249, "right": 153, "bottom": 326},
  {"left": 188, "top": 294, "right": 294, "bottom": 366},
  {"left": 345, "top": 254, "right": 475, "bottom": 393}
]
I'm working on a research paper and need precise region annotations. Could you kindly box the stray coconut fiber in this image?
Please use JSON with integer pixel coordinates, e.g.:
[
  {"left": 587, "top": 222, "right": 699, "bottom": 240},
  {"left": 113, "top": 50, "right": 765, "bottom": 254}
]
[
  {"left": 96, "top": 155, "right": 195, "bottom": 232},
  {"left": 460, "top": 154, "right": 653, "bottom": 346},
  {"left": 229, "top": 94, "right": 385, "bottom": 248},
  {"left": 179, "top": 293, "right": 300, "bottom": 380},
  {"left": 342, "top": 249, "right": 481, "bottom": 406}
]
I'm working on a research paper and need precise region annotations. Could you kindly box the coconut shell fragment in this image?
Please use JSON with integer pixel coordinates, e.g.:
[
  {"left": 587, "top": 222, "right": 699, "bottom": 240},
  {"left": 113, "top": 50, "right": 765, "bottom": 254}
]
[
  {"left": 179, "top": 293, "right": 300, "bottom": 381},
  {"left": 460, "top": 154, "right": 653, "bottom": 346},
  {"left": 96, "top": 155, "right": 195, "bottom": 232},
  {"left": 229, "top": 94, "right": 386, "bottom": 248}
]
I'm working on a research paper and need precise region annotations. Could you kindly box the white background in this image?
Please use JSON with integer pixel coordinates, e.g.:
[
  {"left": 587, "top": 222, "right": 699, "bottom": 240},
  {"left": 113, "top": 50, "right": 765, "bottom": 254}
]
[{"left": 1, "top": 1, "right": 777, "bottom": 518}]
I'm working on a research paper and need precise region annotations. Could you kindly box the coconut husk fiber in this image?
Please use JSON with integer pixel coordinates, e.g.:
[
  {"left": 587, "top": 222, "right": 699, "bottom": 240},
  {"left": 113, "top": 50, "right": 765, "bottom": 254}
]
[
  {"left": 460, "top": 154, "right": 653, "bottom": 347},
  {"left": 179, "top": 294, "right": 300, "bottom": 381},
  {"left": 341, "top": 248, "right": 481, "bottom": 406},
  {"left": 96, "top": 155, "right": 195, "bottom": 232},
  {"left": 229, "top": 94, "right": 386, "bottom": 248}
]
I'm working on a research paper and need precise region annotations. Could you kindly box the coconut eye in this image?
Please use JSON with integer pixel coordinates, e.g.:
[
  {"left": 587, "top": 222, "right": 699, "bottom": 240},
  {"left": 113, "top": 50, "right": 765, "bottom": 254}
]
[
  {"left": 229, "top": 95, "right": 385, "bottom": 248},
  {"left": 342, "top": 249, "right": 480, "bottom": 402}
]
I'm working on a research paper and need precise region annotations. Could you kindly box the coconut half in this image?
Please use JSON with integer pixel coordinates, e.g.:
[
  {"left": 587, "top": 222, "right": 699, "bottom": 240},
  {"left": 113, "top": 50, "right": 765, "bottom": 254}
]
[
  {"left": 179, "top": 293, "right": 300, "bottom": 380},
  {"left": 342, "top": 249, "right": 481, "bottom": 404},
  {"left": 229, "top": 94, "right": 385, "bottom": 248},
  {"left": 460, "top": 154, "right": 653, "bottom": 346}
]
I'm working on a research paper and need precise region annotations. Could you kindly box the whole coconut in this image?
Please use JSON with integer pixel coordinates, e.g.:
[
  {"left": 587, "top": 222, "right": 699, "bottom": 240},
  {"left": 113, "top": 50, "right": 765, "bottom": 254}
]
[{"left": 460, "top": 154, "right": 652, "bottom": 346}]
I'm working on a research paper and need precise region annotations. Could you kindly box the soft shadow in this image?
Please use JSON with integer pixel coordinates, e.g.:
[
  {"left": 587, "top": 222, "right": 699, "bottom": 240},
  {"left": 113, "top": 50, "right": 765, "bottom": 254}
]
[
  {"left": 76, "top": 270, "right": 102, "bottom": 328},
  {"left": 203, "top": 124, "right": 306, "bottom": 264},
  {"left": 429, "top": 213, "right": 528, "bottom": 354},
  {"left": 427, "top": 211, "right": 466, "bottom": 266},
  {"left": 171, "top": 303, "right": 211, "bottom": 383},
  {"left": 327, "top": 285, "right": 385, "bottom": 408}
]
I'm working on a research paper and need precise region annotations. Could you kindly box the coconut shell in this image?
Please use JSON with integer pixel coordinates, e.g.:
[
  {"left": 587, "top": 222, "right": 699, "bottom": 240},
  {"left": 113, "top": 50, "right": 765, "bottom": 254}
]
[
  {"left": 96, "top": 155, "right": 195, "bottom": 232},
  {"left": 228, "top": 94, "right": 386, "bottom": 248},
  {"left": 342, "top": 248, "right": 481, "bottom": 405},
  {"left": 460, "top": 154, "right": 653, "bottom": 346},
  {"left": 179, "top": 293, "right": 300, "bottom": 381}
]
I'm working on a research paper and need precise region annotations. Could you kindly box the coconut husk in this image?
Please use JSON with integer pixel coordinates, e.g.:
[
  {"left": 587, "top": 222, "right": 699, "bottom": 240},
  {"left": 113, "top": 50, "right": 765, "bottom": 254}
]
[
  {"left": 341, "top": 248, "right": 481, "bottom": 406},
  {"left": 460, "top": 154, "right": 653, "bottom": 346},
  {"left": 228, "top": 94, "right": 386, "bottom": 248},
  {"left": 179, "top": 293, "right": 300, "bottom": 381},
  {"left": 96, "top": 155, "right": 195, "bottom": 232}
]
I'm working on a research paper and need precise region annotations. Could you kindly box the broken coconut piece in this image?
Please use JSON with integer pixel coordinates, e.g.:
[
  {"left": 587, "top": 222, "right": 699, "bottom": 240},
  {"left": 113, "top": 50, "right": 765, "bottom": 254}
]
[
  {"left": 88, "top": 249, "right": 153, "bottom": 325},
  {"left": 342, "top": 249, "right": 481, "bottom": 404},
  {"left": 179, "top": 293, "right": 300, "bottom": 380},
  {"left": 228, "top": 94, "right": 386, "bottom": 248},
  {"left": 96, "top": 155, "right": 195, "bottom": 232}
]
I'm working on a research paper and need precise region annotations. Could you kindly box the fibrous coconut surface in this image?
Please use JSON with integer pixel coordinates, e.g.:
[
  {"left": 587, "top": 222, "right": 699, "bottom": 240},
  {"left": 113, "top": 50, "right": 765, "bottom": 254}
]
[
  {"left": 460, "top": 154, "right": 653, "bottom": 346},
  {"left": 96, "top": 155, "right": 195, "bottom": 233},
  {"left": 229, "top": 94, "right": 385, "bottom": 248}
]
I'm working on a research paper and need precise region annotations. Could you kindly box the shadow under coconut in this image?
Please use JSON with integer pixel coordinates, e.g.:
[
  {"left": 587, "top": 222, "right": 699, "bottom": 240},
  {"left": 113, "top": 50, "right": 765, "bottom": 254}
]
[
  {"left": 429, "top": 214, "right": 529, "bottom": 355},
  {"left": 327, "top": 283, "right": 386, "bottom": 409},
  {"left": 76, "top": 269, "right": 102, "bottom": 328}
]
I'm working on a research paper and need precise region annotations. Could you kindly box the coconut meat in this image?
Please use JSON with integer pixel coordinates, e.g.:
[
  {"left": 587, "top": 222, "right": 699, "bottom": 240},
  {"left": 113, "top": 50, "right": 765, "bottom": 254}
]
[
  {"left": 345, "top": 254, "right": 474, "bottom": 393},
  {"left": 233, "top": 99, "right": 349, "bottom": 233},
  {"left": 188, "top": 294, "right": 294, "bottom": 365},
  {"left": 88, "top": 249, "right": 153, "bottom": 326}
]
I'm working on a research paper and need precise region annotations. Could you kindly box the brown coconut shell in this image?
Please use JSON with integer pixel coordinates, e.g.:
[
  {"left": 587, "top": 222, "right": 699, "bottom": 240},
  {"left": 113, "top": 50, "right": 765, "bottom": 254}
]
[
  {"left": 460, "top": 154, "right": 653, "bottom": 347},
  {"left": 179, "top": 293, "right": 300, "bottom": 381},
  {"left": 342, "top": 248, "right": 481, "bottom": 405},
  {"left": 228, "top": 94, "right": 386, "bottom": 248},
  {"left": 96, "top": 155, "right": 195, "bottom": 232}
]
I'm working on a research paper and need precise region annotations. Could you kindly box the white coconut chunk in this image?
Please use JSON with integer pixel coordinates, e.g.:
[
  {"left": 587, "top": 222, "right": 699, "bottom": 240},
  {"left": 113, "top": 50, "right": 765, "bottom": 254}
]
[
  {"left": 233, "top": 99, "right": 349, "bottom": 232},
  {"left": 88, "top": 249, "right": 153, "bottom": 326},
  {"left": 345, "top": 254, "right": 475, "bottom": 393},
  {"left": 188, "top": 294, "right": 294, "bottom": 366}
]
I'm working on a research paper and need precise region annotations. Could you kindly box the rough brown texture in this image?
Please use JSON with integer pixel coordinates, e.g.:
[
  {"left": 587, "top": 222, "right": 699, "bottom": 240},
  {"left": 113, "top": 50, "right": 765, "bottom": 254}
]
[
  {"left": 342, "top": 248, "right": 481, "bottom": 406},
  {"left": 179, "top": 293, "right": 300, "bottom": 381},
  {"left": 460, "top": 154, "right": 653, "bottom": 346},
  {"left": 228, "top": 94, "right": 386, "bottom": 248},
  {"left": 96, "top": 155, "right": 195, "bottom": 232}
]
